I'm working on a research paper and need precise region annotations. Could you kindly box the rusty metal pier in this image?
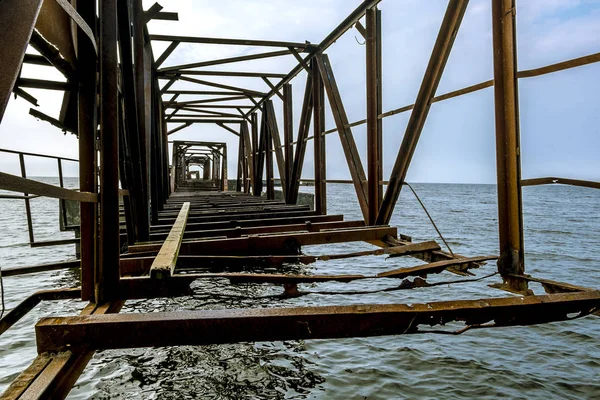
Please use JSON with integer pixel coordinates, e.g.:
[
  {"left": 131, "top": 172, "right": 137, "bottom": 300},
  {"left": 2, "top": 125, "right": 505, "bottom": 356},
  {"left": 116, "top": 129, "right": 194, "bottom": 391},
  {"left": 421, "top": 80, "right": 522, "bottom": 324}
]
[{"left": 0, "top": 0, "right": 599, "bottom": 398}]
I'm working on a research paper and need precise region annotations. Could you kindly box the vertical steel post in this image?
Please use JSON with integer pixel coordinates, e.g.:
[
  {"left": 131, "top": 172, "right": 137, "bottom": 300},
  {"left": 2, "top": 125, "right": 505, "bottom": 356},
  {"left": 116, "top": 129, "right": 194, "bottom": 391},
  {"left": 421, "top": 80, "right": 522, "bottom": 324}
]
[
  {"left": 375, "top": 0, "right": 469, "bottom": 225},
  {"left": 283, "top": 83, "right": 293, "bottom": 202},
  {"left": 77, "top": 0, "right": 97, "bottom": 301},
  {"left": 313, "top": 59, "right": 327, "bottom": 215},
  {"left": 19, "top": 153, "right": 34, "bottom": 243},
  {"left": 57, "top": 158, "right": 67, "bottom": 228},
  {"left": 266, "top": 120, "right": 275, "bottom": 200},
  {"left": 376, "top": 8, "right": 384, "bottom": 204},
  {"left": 222, "top": 144, "right": 228, "bottom": 191},
  {"left": 133, "top": 0, "right": 151, "bottom": 230},
  {"left": 251, "top": 113, "right": 259, "bottom": 195},
  {"left": 366, "top": 6, "right": 381, "bottom": 225},
  {"left": 98, "top": 0, "right": 120, "bottom": 302},
  {"left": 237, "top": 134, "right": 244, "bottom": 191},
  {"left": 492, "top": 0, "right": 527, "bottom": 292}
]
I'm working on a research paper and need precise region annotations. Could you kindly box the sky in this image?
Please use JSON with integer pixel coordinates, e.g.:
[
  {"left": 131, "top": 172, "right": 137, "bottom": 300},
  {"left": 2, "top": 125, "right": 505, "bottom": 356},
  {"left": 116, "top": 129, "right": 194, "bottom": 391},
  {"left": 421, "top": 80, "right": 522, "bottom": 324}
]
[{"left": 0, "top": 0, "right": 599, "bottom": 184}]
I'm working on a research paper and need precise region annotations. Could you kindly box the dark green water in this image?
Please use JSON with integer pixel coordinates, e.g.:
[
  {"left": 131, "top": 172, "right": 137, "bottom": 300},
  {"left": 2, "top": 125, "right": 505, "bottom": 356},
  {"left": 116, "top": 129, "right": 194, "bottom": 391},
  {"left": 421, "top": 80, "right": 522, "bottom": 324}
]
[{"left": 1, "top": 181, "right": 599, "bottom": 399}]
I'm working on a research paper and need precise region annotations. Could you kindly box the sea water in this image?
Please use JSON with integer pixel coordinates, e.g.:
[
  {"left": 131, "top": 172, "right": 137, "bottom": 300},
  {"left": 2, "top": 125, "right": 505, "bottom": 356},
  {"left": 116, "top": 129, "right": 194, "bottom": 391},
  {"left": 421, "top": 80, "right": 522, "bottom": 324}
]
[{"left": 0, "top": 180, "right": 599, "bottom": 399}]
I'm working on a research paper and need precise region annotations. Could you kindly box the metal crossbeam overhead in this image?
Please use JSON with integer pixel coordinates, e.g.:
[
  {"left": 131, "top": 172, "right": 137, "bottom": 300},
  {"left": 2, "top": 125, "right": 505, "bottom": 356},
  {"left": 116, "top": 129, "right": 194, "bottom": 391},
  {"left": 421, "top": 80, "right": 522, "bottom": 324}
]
[
  {"left": 160, "top": 49, "right": 294, "bottom": 72},
  {"left": 150, "top": 34, "right": 315, "bottom": 50},
  {"left": 245, "top": 0, "right": 382, "bottom": 117},
  {"left": 160, "top": 70, "right": 287, "bottom": 78}
]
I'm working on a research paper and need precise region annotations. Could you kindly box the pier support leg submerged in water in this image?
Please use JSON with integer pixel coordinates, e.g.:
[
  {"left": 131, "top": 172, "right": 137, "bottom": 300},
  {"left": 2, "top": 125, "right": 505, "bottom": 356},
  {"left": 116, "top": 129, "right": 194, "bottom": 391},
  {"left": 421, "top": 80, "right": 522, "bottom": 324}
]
[{"left": 491, "top": 0, "right": 527, "bottom": 294}]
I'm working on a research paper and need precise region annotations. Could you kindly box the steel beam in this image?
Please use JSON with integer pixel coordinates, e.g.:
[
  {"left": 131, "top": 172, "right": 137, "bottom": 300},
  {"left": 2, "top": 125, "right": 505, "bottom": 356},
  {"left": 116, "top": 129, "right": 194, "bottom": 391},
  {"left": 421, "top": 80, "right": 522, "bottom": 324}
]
[
  {"left": 99, "top": 0, "right": 121, "bottom": 302},
  {"left": 376, "top": 0, "right": 469, "bottom": 225},
  {"left": 492, "top": 0, "right": 526, "bottom": 293}
]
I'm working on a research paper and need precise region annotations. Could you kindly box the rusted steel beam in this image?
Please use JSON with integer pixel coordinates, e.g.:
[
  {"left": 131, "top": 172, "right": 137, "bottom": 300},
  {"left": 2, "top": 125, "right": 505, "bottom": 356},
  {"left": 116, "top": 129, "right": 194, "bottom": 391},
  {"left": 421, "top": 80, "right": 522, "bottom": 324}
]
[
  {"left": 317, "top": 54, "right": 369, "bottom": 221},
  {"left": 98, "top": 0, "right": 121, "bottom": 302},
  {"left": 178, "top": 108, "right": 242, "bottom": 118},
  {"left": 287, "top": 69, "right": 314, "bottom": 204},
  {"left": 265, "top": 101, "right": 287, "bottom": 198},
  {"left": 492, "top": 0, "right": 526, "bottom": 293},
  {"left": 144, "top": 2, "right": 164, "bottom": 23},
  {"left": 23, "top": 53, "right": 53, "bottom": 66},
  {"left": 77, "top": 0, "right": 97, "bottom": 302},
  {"left": 150, "top": 220, "right": 364, "bottom": 242},
  {"left": 165, "top": 96, "right": 251, "bottom": 107},
  {"left": 36, "top": 291, "right": 600, "bottom": 353},
  {"left": 167, "top": 118, "right": 243, "bottom": 124},
  {"left": 1, "top": 260, "right": 80, "bottom": 278},
  {"left": 155, "top": 41, "right": 180, "bottom": 68},
  {"left": 265, "top": 116, "right": 275, "bottom": 200},
  {"left": 262, "top": 77, "right": 284, "bottom": 100},
  {"left": 254, "top": 109, "right": 267, "bottom": 196},
  {"left": 242, "top": 121, "right": 254, "bottom": 193},
  {"left": 0, "top": 288, "right": 80, "bottom": 337},
  {"left": 12, "top": 87, "right": 39, "bottom": 106},
  {"left": 17, "top": 154, "right": 35, "bottom": 244},
  {"left": 130, "top": 226, "right": 397, "bottom": 255},
  {"left": 121, "top": 254, "right": 318, "bottom": 276},
  {"left": 4, "top": 301, "right": 123, "bottom": 400},
  {"left": 222, "top": 144, "right": 228, "bottom": 191},
  {"left": 151, "top": 213, "right": 343, "bottom": 233},
  {"left": 163, "top": 90, "right": 243, "bottom": 96},
  {"left": 153, "top": 11, "right": 179, "bottom": 21},
  {"left": 161, "top": 70, "right": 288, "bottom": 79},
  {"left": 312, "top": 60, "right": 327, "bottom": 215},
  {"left": 521, "top": 177, "right": 600, "bottom": 190},
  {"left": 151, "top": 34, "right": 315, "bottom": 50},
  {"left": 366, "top": 6, "right": 381, "bottom": 225},
  {"left": 376, "top": 0, "right": 468, "bottom": 225},
  {"left": 320, "top": 50, "right": 600, "bottom": 138},
  {"left": 167, "top": 122, "right": 192, "bottom": 135},
  {"left": 160, "top": 49, "right": 293, "bottom": 73},
  {"left": 15, "top": 78, "right": 71, "bottom": 91},
  {"left": 282, "top": 84, "right": 294, "bottom": 201},
  {"left": 245, "top": 0, "right": 382, "bottom": 116},
  {"left": 29, "top": 108, "right": 75, "bottom": 133},
  {"left": 177, "top": 75, "right": 266, "bottom": 96},
  {"left": 376, "top": 8, "right": 384, "bottom": 205},
  {"left": 0, "top": 148, "right": 78, "bottom": 162},
  {"left": 150, "top": 203, "right": 190, "bottom": 279},
  {"left": 216, "top": 122, "right": 241, "bottom": 136},
  {"left": 0, "top": 0, "right": 43, "bottom": 120},
  {"left": 28, "top": 30, "right": 76, "bottom": 79}
]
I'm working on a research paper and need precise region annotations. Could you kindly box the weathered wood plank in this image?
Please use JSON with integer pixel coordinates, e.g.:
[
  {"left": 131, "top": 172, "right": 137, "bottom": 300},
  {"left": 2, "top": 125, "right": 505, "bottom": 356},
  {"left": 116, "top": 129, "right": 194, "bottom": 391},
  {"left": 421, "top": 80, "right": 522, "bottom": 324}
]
[
  {"left": 377, "top": 255, "right": 498, "bottom": 279},
  {"left": 385, "top": 240, "right": 441, "bottom": 257},
  {"left": 150, "top": 202, "right": 190, "bottom": 279}
]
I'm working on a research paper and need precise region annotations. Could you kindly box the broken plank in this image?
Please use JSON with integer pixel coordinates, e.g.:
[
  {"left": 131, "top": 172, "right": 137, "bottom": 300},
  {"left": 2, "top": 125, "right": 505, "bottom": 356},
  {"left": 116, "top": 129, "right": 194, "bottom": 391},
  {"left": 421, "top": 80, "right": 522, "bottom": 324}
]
[
  {"left": 385, "top": 240, "right": 441, "bottom": 257},
  {"left": 377, "top": 255, "right": 498, "bottom": 279},
  {"left": 150, "top": 202, "right": 190, "bottom": 279}
]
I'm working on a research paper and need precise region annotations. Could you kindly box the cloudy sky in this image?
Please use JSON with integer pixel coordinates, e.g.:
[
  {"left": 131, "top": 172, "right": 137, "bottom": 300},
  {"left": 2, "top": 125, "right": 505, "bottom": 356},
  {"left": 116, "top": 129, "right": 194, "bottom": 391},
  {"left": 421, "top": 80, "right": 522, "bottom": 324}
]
[{"left": 1, "top": 0, "right": 599, "bottom": 184}]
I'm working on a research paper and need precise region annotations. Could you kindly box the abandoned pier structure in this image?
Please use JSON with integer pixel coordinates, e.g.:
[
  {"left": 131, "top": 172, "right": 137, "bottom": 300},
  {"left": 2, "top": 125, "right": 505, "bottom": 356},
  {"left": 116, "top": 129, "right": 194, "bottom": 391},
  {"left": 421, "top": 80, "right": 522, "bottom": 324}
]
[{"left": 0, "top": 0, "right": 599, "bottom": 398}]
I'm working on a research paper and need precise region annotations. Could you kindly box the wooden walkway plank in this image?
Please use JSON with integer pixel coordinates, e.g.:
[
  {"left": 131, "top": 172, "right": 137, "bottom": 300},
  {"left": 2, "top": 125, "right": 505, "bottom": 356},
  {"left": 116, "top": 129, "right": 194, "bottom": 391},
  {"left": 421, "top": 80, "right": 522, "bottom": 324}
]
[
  {"left": 377, "top": 255, "right": 498, "bottom": 279},
  {"left": 150, "top": 202, "right": 190, "bottom": 279}
]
